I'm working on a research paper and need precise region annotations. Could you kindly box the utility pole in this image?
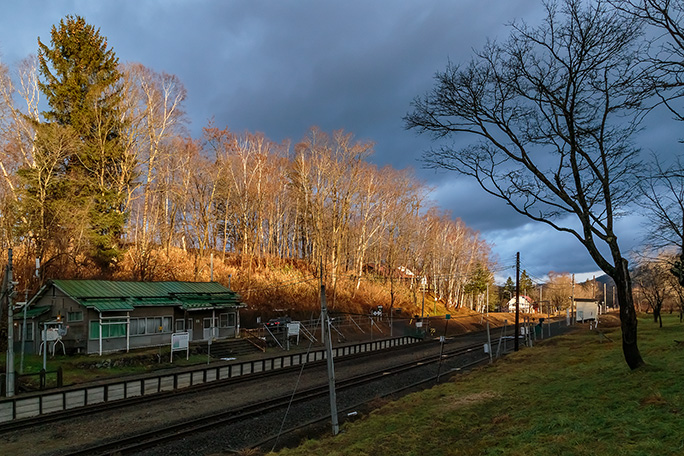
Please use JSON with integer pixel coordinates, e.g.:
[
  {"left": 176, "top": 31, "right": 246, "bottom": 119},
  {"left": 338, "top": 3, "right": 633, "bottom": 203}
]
[
  {"left": 20, "top": 289, "right": 28, "bottom": 374},
  {"left": 514, "top": 252, "right": 520, "bottom": 352},
  {"left": 603, "top": 282, "right": 607, "bottom": 314},
  {"left": 421, "top": 283, "right": 425, "bottom": 318},
  {"left": 5, "top": 248, "right": 15, "bottom": 397},
  {"left": 320, "top": 284, "right": 339, "bottom": 435},
  {"left": 571, "top": 274, "right": 575, "bottom": 324},
  {"left": 390, "top": 305, "right": 393, "bottom": 338}
]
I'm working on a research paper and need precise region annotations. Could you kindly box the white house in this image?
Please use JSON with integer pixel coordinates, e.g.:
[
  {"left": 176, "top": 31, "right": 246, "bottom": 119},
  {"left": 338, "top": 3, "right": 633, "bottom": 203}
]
[{"left": 506, "top": 295, "right": 535, "bottom": 313}]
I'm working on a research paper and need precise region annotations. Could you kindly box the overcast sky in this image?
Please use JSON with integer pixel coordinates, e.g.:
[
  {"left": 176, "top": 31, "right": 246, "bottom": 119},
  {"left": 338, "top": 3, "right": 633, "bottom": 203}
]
[{"left": 0, "top": 0, "right": 675, "bottom": 283}]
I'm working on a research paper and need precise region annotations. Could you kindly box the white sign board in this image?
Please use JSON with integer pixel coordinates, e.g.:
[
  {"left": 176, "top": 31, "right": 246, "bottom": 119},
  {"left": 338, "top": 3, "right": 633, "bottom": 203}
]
[
  {"left": 43, "top": 328, "right": 60, "bottom": 341},
  {"left": 287, "top": 322, "right": 301, "bottom": 336},
  {"left": 172, "top": 332, "right": 189, "bottom": 350},
  {"left": 171, "top": 332, "right": 190, "bottom": 362}
]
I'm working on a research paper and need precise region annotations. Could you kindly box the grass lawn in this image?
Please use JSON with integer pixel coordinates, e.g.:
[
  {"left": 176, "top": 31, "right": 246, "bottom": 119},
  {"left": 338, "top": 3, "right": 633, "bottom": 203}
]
[
  {"left": 271, "top": 314, "right": 684, "bottom": 456},
  {"left": 5, "top": 347, "right": 211, "bottom": 389}
]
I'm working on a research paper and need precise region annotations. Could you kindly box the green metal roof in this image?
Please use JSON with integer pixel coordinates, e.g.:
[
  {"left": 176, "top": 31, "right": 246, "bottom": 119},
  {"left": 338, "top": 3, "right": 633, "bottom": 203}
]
[
  {"left": 49, "top": 280, "right": 243, "bottom": 312},
  {"left": 51, "top": 280, "right": 234, "bottom": 298},
  {"left": 78, "top": 298, "right": 135, "bottom": 312},
  {"left": 13, "top": 305, "right": 51, "bottom": 319},
  {"left": 173, "top": 292, "right": 242, "bottom": 310}
]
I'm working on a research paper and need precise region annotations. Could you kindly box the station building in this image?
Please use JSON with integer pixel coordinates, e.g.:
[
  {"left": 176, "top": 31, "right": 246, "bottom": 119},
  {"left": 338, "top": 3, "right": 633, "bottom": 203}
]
[{"left": 15, "top": 280, "right": 244, "bottom": 355}]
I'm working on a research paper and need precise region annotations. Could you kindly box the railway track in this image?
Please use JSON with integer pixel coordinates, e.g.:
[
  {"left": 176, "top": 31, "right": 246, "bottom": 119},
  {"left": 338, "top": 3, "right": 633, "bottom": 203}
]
[
  {"left": 0, "top": 336, "right": 433, "bottom": 433},
  {"left": 60, "top": 341, "right": 488, "bottom": 456},
  {"left": 252, "top": 345, "right": 492, "bottom": 454},
  {"left": 1, "top": 320, "right": 569, "bottom": 455}
]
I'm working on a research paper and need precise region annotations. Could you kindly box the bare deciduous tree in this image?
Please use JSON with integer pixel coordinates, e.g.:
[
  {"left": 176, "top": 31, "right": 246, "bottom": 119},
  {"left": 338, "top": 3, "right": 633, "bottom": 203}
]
[
  {"left": 406, "top": 0, "right": 648, "bottom": 369},
  {"left": 637, "top": 158, "right": 684, "bottom": 285},
  {"left": 633, "top": 255, "right": 671, "bottom": 327},
  {"left": 544, "top": 272, "right": 575, "bottom": 313},
  {"left": 121, "top": 63, "right": 187, "bottom": 280},
  {"left": 612, "top": 0, "right": 684, "bottom": 118}
]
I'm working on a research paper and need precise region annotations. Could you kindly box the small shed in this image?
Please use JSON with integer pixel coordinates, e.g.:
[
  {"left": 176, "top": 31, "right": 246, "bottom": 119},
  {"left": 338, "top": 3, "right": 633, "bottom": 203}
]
[
  {"left": 574, "top": 298, "right": 599, "bottom": 322},
  {"left": 18, "top": 280, "right": 244, "bottom": 355}
]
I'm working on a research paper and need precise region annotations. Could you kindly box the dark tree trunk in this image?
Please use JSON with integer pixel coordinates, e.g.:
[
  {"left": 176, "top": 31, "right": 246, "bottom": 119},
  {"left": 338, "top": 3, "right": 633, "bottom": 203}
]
[
  {"left": 653, "top": 306, "right": 662, "bottom": 327},
  {"left": 613, "top": 258, "right": 645, "bottom": 370}
]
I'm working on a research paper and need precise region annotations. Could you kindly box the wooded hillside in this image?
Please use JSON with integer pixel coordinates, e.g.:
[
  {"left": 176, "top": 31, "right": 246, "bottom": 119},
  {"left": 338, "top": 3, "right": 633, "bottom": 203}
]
[{"left": 0, "top": 16, "right": 492, "bottom": 315}]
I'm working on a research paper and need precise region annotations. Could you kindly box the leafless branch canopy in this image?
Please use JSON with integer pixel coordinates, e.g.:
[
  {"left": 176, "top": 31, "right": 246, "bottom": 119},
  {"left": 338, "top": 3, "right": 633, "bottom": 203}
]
[
  {"left": 406, "top": 0, "right": 651, "bottom": 275},
  {"left": 610, "top": 0, "right": 684, "bottom": 121}
]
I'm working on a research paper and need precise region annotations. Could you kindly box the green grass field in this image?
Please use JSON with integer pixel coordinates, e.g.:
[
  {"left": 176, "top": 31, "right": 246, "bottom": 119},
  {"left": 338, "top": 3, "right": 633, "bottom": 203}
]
[
  {"left": 271, "top": 315, "right": 684, "bottom": 456},
  {"left": 6, "top": 347, "right": 210, "bottom": 389}
]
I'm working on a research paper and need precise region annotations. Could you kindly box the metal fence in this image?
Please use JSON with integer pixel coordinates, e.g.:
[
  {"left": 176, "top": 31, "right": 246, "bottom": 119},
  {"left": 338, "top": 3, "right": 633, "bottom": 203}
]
[
  {"left": 0, "top": 368, "right": 64, "bottom": 397},
  {"left": 0, "top": 335, "right": 420, "bottom": 423}
]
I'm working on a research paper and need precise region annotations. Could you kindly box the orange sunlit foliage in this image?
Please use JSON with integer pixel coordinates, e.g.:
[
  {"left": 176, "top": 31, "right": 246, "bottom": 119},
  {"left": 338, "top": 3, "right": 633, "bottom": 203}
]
[{"left": 0, "top": 57, "right": 492, "bottom": 314}]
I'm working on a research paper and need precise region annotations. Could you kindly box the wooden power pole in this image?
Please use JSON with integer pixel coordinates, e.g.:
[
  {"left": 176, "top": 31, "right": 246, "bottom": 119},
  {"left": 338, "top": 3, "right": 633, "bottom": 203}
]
[
  {"left": 5, "top": 248, "right": 15, "bottom": 397},
  {"left": 514, "top": 252, "right": 520, "bottom": 352}
]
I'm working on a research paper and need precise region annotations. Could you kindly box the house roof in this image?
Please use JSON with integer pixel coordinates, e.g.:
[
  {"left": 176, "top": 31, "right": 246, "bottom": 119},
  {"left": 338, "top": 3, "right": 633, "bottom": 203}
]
[
  {"left": 507, "top": 295, "right": 533, "bottom": 305},
  {"left": 40, "top": 280, "right": 244, "bottom": 313},
  {"left": 13, "top": 305, "right": 51, "bottom": 320}
]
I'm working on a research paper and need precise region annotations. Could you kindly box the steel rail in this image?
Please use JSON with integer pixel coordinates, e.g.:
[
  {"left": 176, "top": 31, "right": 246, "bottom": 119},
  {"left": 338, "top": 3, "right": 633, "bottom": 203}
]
[
  {"left": 0, "top": 337, "right": 435, "bottom": 433},
  {"left": 4, "top": 319, "right": 563, "bottom": 435},
  {"left": 251, "top": 353, "right": 492, "bottom": 452},
  {"left": 61, "top": 342, "right": 487, "bottom": 456}
]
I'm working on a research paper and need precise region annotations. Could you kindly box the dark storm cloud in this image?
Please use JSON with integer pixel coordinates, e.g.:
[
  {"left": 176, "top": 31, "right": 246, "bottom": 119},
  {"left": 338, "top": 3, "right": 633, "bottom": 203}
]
[{"left": 0, "top": 0, "right": 670, "bottom": 280}]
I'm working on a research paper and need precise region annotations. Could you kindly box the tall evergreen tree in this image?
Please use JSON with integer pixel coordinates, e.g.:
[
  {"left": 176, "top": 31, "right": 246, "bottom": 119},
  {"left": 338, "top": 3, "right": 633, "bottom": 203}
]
[
  {"left": 465, "top": 263, "right": 490, "bottom": 295},
  {"left": 520, "top": 270, "right": 534, "bottom": 296},
  {"left": 503, "top": 277, "right": 515, "bottom": 295},
  {"left": 37, "top": 15, "right": 131, "bottom": 268}
]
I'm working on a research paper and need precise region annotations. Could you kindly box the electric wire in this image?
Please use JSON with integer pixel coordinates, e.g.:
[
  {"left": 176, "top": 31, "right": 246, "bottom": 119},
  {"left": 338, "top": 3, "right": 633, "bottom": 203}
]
[{"left": 271, "top": 311, "right": 323, "bottom": 451}]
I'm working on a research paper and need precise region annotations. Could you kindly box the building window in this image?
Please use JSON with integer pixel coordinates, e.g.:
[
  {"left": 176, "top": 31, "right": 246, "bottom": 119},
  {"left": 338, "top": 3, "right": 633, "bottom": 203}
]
[
  {"left": 219, "top": 313, "right": 236, "bottom": 328},
  {"left": 175, "top": 319, "right": 185, "bottom": 331},
  {"left": 147, "top": 317, "right": 162, "bottom": 334},
  {"left": 127, "top": 316, "right": 173, "bottom": 336},
  {"left": 89, "top": 319, "right": 127, "bottom": 339},
  {"left": 67, "top": 311, "right": 83, "bottom": 322},
  {"left": 130, "top": 318, "right": 146, "bottom": 335},
  {"left": 20, "top": 322, "right": 34, "bottom": 341}
]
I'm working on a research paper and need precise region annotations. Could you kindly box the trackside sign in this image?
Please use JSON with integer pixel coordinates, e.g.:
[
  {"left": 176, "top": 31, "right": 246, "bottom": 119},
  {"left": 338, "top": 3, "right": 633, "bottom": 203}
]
[{"left": 171, "top": 331, "right": 190, "bottom": 362}]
